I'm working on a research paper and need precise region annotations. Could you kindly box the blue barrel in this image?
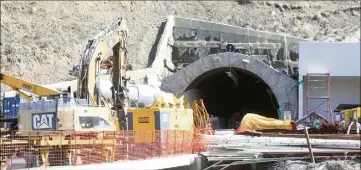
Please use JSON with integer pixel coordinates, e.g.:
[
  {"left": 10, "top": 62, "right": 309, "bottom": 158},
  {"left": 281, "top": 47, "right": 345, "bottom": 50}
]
[{"left": 2, "top": 96, "right": 20, "bottom": 118}]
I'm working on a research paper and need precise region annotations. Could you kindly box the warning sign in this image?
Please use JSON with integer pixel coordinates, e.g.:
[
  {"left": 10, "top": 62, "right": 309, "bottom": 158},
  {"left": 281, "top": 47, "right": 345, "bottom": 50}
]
[{"left": 283, "top": 111, "right": 292, "bottom": 121}]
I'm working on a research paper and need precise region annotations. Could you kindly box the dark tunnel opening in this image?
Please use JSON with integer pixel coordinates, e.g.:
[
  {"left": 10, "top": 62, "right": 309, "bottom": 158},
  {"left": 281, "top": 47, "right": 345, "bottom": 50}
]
[{"left": 187, "top": 67, "right": 279, "bottom": 129}]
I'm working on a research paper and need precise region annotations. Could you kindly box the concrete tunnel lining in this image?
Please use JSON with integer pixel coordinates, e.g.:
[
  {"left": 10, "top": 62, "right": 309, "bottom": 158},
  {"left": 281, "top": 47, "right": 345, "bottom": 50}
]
[
  {"left": 161, "top": 52, "right": 298, "bottom": 124},
  {"left": 185, "top": 67, "right": 281, "bottom": 124}
]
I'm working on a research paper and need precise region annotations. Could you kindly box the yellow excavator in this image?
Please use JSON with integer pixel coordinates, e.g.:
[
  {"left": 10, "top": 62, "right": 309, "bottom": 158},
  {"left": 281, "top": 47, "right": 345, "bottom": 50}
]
[
  {"left": 1, "top": 18, "right": 194, "bottom": 168},
  {"left": 69, "top": 17, "right": 192, "bottom": 131},
  {"left": 0, "top": 18, "right": 129, "bottom": 134},
  {"left": 0, "top": 73, "right": 65, "bottom": 131},
  {"left": 3, "top": 17, "right": 192, "bottom": 134},
  {"left": 69, "top": 17, "right": 130, "bottom": 130}
]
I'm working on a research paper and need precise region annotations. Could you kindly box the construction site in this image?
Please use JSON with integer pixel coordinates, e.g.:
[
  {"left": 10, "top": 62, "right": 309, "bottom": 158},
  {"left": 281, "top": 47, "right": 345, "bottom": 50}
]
[{"left": 0, "top": 1, "right": 360, "bottom": 170}]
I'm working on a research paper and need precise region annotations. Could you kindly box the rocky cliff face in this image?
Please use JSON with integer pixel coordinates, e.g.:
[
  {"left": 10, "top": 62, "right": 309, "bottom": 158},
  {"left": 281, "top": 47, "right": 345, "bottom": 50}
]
[{"left": 1, "top": 1, "right": 359, "bottom": 86}]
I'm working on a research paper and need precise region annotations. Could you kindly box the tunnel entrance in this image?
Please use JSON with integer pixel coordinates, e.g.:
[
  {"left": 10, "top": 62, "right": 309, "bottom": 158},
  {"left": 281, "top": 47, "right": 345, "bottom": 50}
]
[
  {"left": 186, "top": 67, "right": 279, "bottom": 129},
  {"left": 161, "top": 53, "right": 299, "bottom": 129}
]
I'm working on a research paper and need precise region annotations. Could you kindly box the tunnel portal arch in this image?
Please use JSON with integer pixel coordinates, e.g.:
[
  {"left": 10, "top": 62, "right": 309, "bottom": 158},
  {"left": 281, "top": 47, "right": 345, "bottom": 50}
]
[
  {"left": 161, "top": 53, "right": 298, "bottom": 120},
  {"left": 184, "top": 67, "right": 281, "bottom": 119}
]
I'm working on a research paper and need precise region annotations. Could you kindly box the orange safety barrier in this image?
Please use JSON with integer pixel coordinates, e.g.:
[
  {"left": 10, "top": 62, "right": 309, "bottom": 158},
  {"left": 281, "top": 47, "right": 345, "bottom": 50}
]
[
  {"left": 0, "top": 129, "right": 208, "bottom": 169},
  {"left": 192, "top": 124, "right": 213, "bottom": 153}
]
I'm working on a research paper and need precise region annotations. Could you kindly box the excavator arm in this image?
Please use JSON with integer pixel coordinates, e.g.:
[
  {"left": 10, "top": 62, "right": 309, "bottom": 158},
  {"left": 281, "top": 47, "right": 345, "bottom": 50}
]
[
  {"left": 0, "top": 73, "right": 61, "bottom": 101},
  {"left": 69, "top": 18, "right": 129, "bottom": 130},
  {"left": 71, "top": 18, "right": 128, "bottom": 103}
]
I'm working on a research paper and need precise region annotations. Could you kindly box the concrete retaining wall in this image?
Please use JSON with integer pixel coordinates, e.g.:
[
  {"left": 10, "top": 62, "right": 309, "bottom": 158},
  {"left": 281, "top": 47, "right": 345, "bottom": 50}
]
[{"left": 150, "top": 16, "right": 312, "bottom": 81}]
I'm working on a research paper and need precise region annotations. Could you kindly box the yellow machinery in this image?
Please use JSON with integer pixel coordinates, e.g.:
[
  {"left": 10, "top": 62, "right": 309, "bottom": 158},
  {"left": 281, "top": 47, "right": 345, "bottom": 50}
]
[
  {"left": 127, "top": 95, "right": 193, "bottom": 143},
  {"left": 5, "top": 17, "right": 191, "bottom": 134},
  {"left": 1, "top": 18, "right": 197, "bottom": 168},
  {"left": 17, "top": 101, "right": 116, "bottom": 133},
  {"left": 1, "top": 18, "right": 130, "bottom": 134},
  {"left": 69, "top": 17, "right": 194, "bottom": 132},
  {"left": 0, "top": 73, "right": 62, "bottom": 101},
  {"left": 1, "top": 17, "right": 196, "bottom": 135},
  {"left": 69, "top": 18, "right": 129, "bottom": 130},
  {"left": 0, "top": 73, "right": 117, "bottom": 133},
  {"left": 340, "top": 107, "right": 361, "bottom": 124},
  {"left": 1, "top": 18, "right": 129, "bottom": 166},
  {"left": 0, "top": 73, "right": 63, "bottom": 131}
]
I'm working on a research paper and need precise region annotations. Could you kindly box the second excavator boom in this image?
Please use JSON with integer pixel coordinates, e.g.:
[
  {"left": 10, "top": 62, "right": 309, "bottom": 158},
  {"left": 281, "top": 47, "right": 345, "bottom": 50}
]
[{"left": 0, "top": 73, "right": 62, "bottom": 101}]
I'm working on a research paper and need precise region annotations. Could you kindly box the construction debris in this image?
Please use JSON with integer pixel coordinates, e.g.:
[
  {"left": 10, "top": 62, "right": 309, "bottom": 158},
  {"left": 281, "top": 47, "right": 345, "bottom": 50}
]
[
  {"left": 273, "top": 160, "right": 361, "bottom": 170},
  {"left": 201, "top": 133, "right": 360, "bottom": 164}
]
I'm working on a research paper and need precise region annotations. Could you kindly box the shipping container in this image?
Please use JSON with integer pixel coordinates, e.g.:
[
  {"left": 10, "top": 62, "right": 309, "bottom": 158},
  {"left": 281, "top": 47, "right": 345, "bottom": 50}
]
[{"left": 2, "top": 96, "right": 20, "bottom": 118}]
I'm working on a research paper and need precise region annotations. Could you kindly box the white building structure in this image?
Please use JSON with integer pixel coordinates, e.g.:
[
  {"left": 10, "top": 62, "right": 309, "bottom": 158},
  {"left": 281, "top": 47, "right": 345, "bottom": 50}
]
[{"left": 298, "top": 42, "right": 360, "bottom": 120}]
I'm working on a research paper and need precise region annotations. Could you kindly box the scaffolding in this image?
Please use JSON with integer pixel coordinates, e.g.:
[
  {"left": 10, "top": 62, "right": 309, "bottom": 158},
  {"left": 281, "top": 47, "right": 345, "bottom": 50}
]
[{"left": 306, "top": 72, "right": 332, "bottom": 121}]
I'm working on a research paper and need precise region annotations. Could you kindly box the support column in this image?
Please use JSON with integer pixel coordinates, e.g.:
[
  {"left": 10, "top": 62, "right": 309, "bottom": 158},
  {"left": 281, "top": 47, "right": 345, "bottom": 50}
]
[{"left": 298, "top": 75, "right": 304, "bottom": 120}]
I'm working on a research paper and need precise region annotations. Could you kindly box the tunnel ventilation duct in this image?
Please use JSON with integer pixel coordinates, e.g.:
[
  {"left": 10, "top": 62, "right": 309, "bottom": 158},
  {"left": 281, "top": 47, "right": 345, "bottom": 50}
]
[
  {"left": 99, "top": 79, "right": 177, "bottom": 108},
  {"left": 98, "top": 80, "right": 157, "bottom": 107},
  {"left": 225, "top": 68, "right": 238, "bottom": 89},
  {"left": 127, "top": 83, "right": 157, "bottom": 107}
]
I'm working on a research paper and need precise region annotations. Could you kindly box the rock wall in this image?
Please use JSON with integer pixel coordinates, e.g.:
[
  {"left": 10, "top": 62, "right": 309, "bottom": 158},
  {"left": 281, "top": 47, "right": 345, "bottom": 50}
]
[{"left": 167, "top": 17, "right": 310, "bottom": 79}]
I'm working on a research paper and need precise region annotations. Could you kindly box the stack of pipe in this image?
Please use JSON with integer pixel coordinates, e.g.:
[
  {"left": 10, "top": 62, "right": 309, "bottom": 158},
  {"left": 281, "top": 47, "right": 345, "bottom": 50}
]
[{"left": 201, "top": 133, "right": 361, "bottom": 162}]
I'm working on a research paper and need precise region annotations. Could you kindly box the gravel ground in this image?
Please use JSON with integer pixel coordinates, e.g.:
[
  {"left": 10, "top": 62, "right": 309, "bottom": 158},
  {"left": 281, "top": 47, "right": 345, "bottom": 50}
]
[
  {"left": 273, "top": 160, "right": 361, "bottom": 170},
  {"left": 1, "top": 1, "right": 360, "bottom": 86}
]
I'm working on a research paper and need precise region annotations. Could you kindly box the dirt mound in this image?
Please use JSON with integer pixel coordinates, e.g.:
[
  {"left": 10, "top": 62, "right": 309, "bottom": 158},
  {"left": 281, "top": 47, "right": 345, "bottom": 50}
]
[{"left": 1, "top": 1, "right": 360, "bottom": 85}]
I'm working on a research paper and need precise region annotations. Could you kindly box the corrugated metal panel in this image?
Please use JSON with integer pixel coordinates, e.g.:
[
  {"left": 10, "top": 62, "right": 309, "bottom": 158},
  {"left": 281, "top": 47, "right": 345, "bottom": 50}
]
[{"left": 2, "top": 96, "right": 20, "bottom": 118}]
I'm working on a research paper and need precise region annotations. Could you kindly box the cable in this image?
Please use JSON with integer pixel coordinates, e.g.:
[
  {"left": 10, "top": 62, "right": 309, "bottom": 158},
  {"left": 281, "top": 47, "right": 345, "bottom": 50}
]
[{"left": 309, "top": 100, "right": 327, "bottom": 113}]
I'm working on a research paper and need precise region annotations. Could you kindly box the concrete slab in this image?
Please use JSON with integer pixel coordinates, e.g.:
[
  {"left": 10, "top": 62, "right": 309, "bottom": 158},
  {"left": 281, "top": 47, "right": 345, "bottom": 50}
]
[{"left": 13, "top": 154, "right": 197, "bottom": 170}]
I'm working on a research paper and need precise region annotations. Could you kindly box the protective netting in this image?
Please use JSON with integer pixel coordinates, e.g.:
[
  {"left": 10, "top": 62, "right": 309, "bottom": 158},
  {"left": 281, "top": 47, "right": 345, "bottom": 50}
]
[{"left": 0, "top": 130, "right": 208, "bottom": 169}]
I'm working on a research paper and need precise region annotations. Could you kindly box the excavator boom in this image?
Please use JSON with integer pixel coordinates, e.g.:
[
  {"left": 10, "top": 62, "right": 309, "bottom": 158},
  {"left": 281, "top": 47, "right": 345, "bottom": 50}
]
[
  {"left": 71, "top": 18, "right": 128, "bottom": 103},
  {"left": 69, "top": 18, "right": 129, "bottom": 130},
  {"left": 0, "top": 73, "right": 61, "bottom": 100}
]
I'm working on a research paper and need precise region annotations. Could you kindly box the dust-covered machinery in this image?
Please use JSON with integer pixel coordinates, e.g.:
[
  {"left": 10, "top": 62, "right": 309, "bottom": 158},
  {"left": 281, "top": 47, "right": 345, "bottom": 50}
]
[
  {"left": 1, "top": 18, "right": 194, "bottom": 169},
  {"left": 0, "top": 73, "right": 118, "bottom": 133},
  {"left": 17, "top": 98, "right": 117, "bottom": 133},
  {"left": 4, "top": 18, "right": 130, "bottom": 134},
  {"left": 6, "top": 17, "right": 193, "bottom": 134}
]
